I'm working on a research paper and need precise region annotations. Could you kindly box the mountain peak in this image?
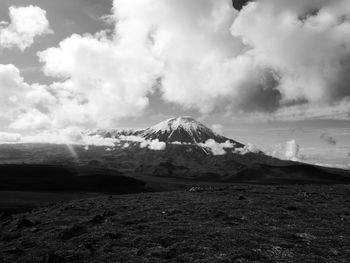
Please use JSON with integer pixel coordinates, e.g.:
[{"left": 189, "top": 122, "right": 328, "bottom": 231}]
[
  {"left": 141, "top": 116, "right": 243, "bottom": 146},
  {"left": 149, "top": 116, "right": 207, "bottom": 134}
]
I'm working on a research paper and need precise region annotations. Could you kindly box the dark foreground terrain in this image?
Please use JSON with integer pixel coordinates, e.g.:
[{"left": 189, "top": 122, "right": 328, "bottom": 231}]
[
  {"left": 0, "top": 164, "right": 151, "bottom": 216},
  {"left": 0, "top": 184, "right": 349, "bottom": 263}
]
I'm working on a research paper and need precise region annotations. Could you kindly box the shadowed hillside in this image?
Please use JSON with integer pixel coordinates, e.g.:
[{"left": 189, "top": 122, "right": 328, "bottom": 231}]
[{"left": 0, "top": 164, "right": 148, "bottom": 193}]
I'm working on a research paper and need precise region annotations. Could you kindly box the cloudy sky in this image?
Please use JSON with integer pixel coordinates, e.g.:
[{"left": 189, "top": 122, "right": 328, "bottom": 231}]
[{"left": 0, "top": 0, "right": 350, "bottom": 167}]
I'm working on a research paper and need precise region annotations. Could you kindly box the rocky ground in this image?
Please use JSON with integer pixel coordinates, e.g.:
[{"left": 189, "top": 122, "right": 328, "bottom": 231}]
[{"left": 0, "top": 184, "right": 349, "bottom": 263}]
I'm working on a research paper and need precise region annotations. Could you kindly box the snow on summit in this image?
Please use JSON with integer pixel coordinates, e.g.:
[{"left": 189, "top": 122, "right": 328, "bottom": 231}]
[
  {"left": 147, "top": 117, "right": 206, "bottom": 134},
  {"left": 141, "top": 116, "right": 221, "bottom": 144}
]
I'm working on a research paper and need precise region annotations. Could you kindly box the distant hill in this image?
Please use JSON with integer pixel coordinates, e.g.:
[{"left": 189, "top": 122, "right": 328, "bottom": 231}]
[{"left": 0, "top": 164, "right": 148, "bottom": 193}]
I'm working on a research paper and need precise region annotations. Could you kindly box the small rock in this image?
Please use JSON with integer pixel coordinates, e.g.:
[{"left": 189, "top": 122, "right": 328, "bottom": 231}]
[
  {"left": 161, "top": 209, "right": 179, "bottom": 216},
  {"left": 83, "top": 243, "right": 95, "bottom": 256},
  {"left": 224, "top": 215, "right": 247, "bottom": 225},
  {"left": 159, "top": 236, "right": 177, "bottom": 247},
  {"left": 0, "top": 211, "right": 11, "bottom": 220},
  {"left": 238, "top": 195, "right": 246, "bottom": 200},
  {"left": 88, "top": 214, "right": 104, "bottom": 224},
  {"left": 59, "top": 225, "right": 86, "bottom": 241},
  {"left": 30, "top": 227, "right": 39, "bottom": 233},
  {"left": 294, "top": 233, "right": 317, "bottom": 242},
  {"left": 188, "top": 187, "right": 205, "bottom": 192},
  {"left": 103, "top": 210, "right": 116, "bottom": 217},
  {"left": 302, "top": 192, "right": 312, "bottom": 198},
  {"left": 146, "top": 246, "right": 169, "bottom": 259},
  {"left": 16, "top": 217, "right": 36, "bottom": 229},
  {"left": 104, "top": 232, "right": 122, "bottom": 239},
  {"left": 1, "top": 232, "right": 21, "bottom": 242},
  {"left": 285, "top": 205, "right": 298, "bottom": 211},
  {"left": 20, "top": 239, "right": 37, "bottom": 248},
  {"left": 214, "top": 211, "right": 226, "bottom": 218},
  {"left": 330, "top": 248, "right": 338, "bottom": 256},
  {"left": 4, "top": 246, "right": 24, "bottom": 255},
  {"left": 43, "top": 252, "right": 66, "bottom": 263}
]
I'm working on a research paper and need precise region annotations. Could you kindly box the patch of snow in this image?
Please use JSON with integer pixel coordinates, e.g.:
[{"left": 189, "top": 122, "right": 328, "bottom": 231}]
[{"left": 145, "top": 117, "right": 209, "bottom": 139}]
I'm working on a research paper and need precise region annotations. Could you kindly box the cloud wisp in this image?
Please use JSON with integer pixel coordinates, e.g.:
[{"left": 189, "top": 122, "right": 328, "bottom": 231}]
[
  {"left": 272, "top": 140, "right": 301, "bottom": 161},
  {"left": 320, "top": 133, "right": 337, "bottom": 145}
]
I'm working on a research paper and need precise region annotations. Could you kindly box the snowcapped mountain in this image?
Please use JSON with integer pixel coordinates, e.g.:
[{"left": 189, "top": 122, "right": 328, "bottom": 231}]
[
  {"left": 88, "top": 116, "right": 244, "bottom": 148},
  {"left": 141, "top": 117, "right": 243, "bottom": 145},
  {"left": 84, "top": 116, "right": 298, "bottom": 181}
]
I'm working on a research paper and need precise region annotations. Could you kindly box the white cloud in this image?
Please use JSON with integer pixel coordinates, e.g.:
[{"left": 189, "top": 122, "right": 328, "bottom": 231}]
[
  {"left": 120, "top": 135, "right": 166, "bottom": 150},
  {"left": 0, "top": 5, "right": 52, "bottom": 50},
  {"left": 285, "top": 140, "right": 300, "bottom": 161},
  {"left": 19, "top": 128, "right": 119, "bottom": 146},
  {"left": 38, "top": 27, "right": 163, "bottom": 128},
  {"left": 0, "top": 64, "right": 58, "bottom": 131},
  {"left": 211, "top": 124, "right": 224, "bottom": 135},
  {"left": 0, "top": 132, "right": 21, "bottom": 143},
  {"left": 0, "top": 64, "right": 27, "bottom": 118},
  {"left": 81, "top": 135, "right": 117, "bottom": 146},
  {"left": 231, "top": 0, "right": 350, "bottom": 110},
  {"left": 272, "top": 140, "right": 301, "bottom": 161},
  {"left": 235, "top": 142, "right": 261, "bottom": 155},
  {"left": 88, "top": 0, "right": 350, "bottom": 119},
  {"left": 9, "top": 109, "right": 52, "bottom": 130},
  {"left": 200, "top": 139, "right": 235, "bottom": 155},
  {"left": 35, "top": 0, "right": 246, "bottom": 129},
  {"left": 147, "top": 139, "right": 166, "bottom": 150}
]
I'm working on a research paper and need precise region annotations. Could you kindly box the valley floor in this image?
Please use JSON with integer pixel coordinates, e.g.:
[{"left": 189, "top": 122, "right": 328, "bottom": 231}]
[{"left": 0, "top": 184, "right": 349, "bottom": 263}]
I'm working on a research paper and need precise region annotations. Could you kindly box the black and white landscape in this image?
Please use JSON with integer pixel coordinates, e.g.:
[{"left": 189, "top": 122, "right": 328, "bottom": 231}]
[{"left": 0, "top": 0, "right": 350, "bottom": 262}]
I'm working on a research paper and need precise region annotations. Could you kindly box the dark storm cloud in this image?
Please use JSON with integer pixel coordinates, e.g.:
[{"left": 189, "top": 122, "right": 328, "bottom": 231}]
[
  {"left": 237, "top": 70, "right": 282, "bottom": 113},
  {"left": 320, "top": 133, "right": 337, "bottom": 145},
  {"left": 329, "top": 56, "right": 350, "bottom": 101},
  {"left": 298, "top": 8, "right": 319, "bottom": 22},
  {"left": 232, "top": 0, "right": 253, "bottom": 10}
]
